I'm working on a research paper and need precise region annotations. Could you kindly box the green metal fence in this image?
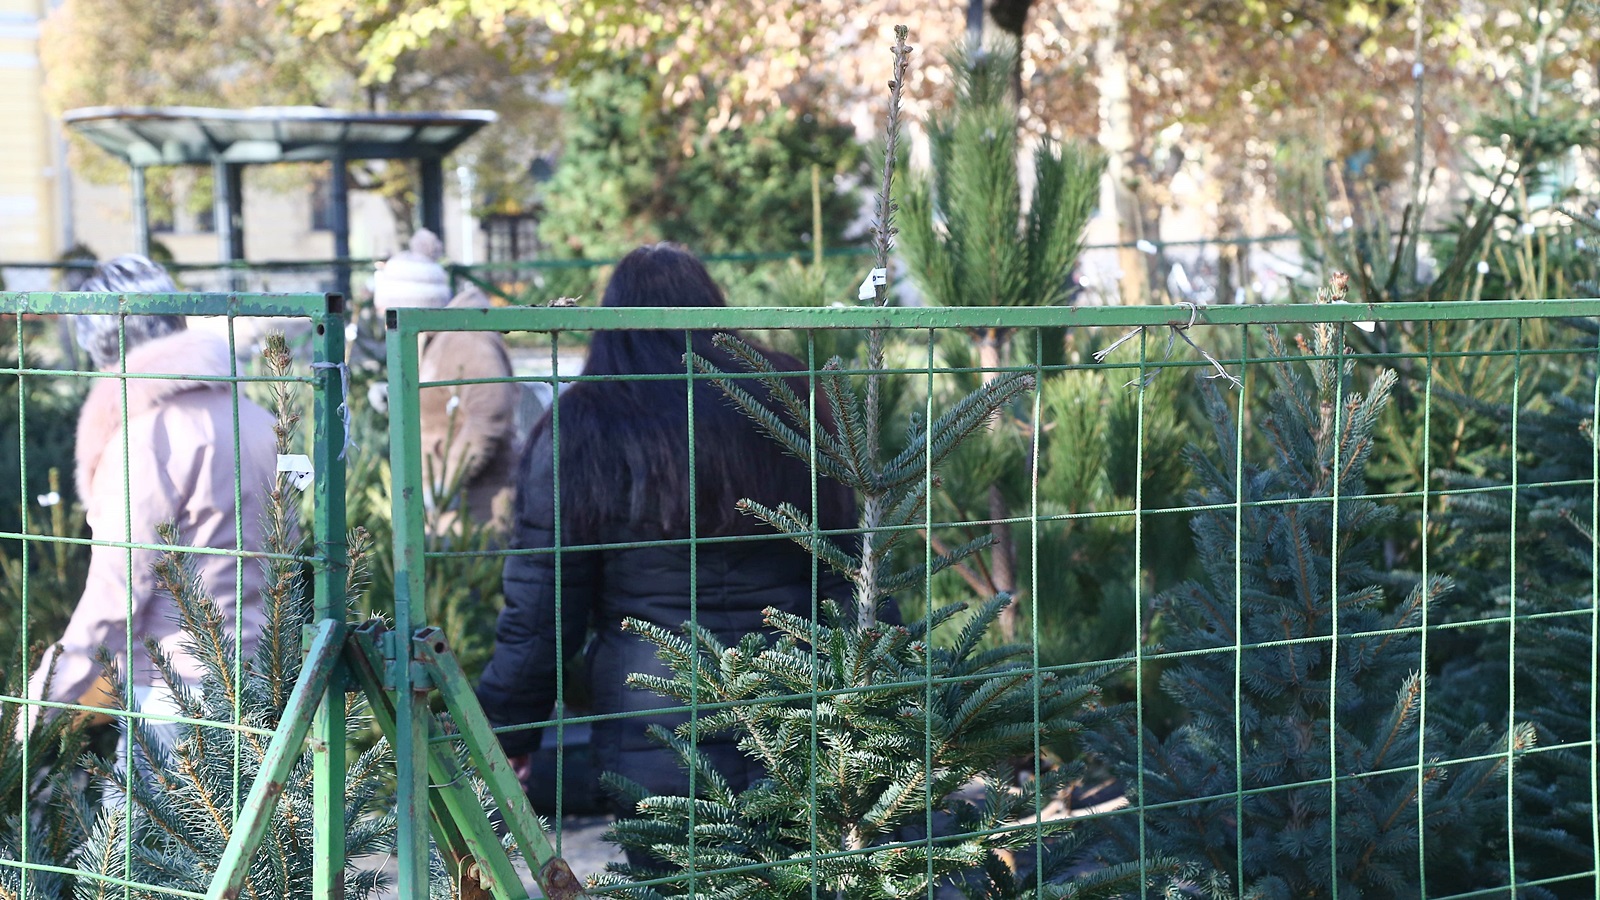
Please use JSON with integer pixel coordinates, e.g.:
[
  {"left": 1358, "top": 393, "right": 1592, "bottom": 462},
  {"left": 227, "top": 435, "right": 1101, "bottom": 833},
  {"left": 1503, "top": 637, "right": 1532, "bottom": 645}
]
[
  {"left": 1, "top": 290, "right": 350, "bottom": 899},
  {"left": 2, "top": 289, "right": 575, "bottom": 900},
  {"left": 7, "top": 293, "right": 1600, "bottom": 898},
  {"left": 386, "top": 298, "right": 1600, "bottom": 898}
]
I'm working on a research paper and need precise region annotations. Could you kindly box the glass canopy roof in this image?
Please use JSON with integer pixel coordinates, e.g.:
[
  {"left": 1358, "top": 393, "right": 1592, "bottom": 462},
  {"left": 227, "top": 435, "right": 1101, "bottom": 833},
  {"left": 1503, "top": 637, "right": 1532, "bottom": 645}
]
[{"left": 62, "top": 106, "right": 498, "bottom": 166}]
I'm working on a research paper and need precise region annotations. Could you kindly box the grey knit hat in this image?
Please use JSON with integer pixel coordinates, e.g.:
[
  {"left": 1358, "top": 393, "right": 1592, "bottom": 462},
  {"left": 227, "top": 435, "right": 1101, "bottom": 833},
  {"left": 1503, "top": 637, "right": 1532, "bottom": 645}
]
[{"left": 73, "top": 254, "right": 186, "bottom": 370}]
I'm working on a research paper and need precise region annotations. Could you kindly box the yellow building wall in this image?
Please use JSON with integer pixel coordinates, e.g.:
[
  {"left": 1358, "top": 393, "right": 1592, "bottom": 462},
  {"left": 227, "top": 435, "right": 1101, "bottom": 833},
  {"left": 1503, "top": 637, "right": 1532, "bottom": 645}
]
[{"left": 0, "top": 0, "right": 57, "bottom": 264}]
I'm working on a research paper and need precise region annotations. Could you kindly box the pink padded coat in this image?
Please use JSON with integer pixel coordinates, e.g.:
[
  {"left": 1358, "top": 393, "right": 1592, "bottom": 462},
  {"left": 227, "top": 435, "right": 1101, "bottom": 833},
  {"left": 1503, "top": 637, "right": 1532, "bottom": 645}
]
[{"left": 26, "top": 329, "right": 277, "bottom": 713}]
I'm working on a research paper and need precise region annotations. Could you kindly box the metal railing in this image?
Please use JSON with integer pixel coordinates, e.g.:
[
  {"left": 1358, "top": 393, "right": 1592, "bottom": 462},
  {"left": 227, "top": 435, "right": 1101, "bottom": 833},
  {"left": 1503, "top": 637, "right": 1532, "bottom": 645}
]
[
  {"left": 1, "top": 290, "right": 350, "bottom": 900},
  {"left": 2, "top": 231, "right": 1315, "bottom": 307},
  {"left": 5, "top": 294, "right": 1600, "bottom": 898},
  {"left": 2, "top": 289, "right": 572, "bottom": 899}
]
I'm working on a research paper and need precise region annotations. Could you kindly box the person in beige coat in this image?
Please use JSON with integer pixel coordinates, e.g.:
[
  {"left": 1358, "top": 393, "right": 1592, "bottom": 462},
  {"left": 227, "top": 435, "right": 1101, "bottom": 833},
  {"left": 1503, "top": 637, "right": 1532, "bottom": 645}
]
[
  {"left": 22, "top": 256, "right": 276, "bottom": 742},
  {"left": 373, "top": 230, "right": 521, "bottom": 534}
]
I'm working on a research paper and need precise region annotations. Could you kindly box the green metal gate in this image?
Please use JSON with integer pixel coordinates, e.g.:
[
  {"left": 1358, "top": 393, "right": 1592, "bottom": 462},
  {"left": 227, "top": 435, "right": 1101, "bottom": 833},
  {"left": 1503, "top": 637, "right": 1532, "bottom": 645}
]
[
  {"left": 1, "top": 290, "right": 350, "bottom": 900},
  {"left": 2, "top": 289, "right": 574, "bottom": 900}
]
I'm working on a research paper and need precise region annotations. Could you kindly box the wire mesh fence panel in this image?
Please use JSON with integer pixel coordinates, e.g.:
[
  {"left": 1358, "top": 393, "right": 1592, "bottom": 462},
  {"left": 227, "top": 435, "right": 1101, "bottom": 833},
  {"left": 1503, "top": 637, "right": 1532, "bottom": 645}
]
[
  {"left": 0, "top": 261, "right": 379, "bottom": 295},
  {"left": 385, "top": 298, "right": 1600, "bottom": 899},
  {"left": 0, "top": 290, "right": 350, "bottom": 900},
  {"left": 446, "top": 235, "right": 1318, "bottom": 309}
]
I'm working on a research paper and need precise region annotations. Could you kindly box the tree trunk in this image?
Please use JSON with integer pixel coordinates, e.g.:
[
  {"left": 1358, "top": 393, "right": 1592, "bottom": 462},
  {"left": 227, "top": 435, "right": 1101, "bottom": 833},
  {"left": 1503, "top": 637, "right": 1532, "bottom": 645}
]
[
  {"left": 1091, "top": 0, "right": 1145, "bottom": 304},
  {"left": 1217, "top": 198, "right": 1245, "bottom": 304},
  {"left": 989, "top": 0, "right": 1034, "bottom": 102},
  {"left": 989, "top": 482, "right": 1018, "bottom": 638},
  {"left": 978, "top": 329, "right": 1020, "bottom": 639}
]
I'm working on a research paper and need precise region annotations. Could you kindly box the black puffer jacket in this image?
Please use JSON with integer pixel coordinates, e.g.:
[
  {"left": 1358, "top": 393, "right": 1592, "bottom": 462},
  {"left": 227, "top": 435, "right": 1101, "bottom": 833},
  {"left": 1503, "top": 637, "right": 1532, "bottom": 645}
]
[{"left": 476, "top": 428, "right": 853, "bottom": 801}]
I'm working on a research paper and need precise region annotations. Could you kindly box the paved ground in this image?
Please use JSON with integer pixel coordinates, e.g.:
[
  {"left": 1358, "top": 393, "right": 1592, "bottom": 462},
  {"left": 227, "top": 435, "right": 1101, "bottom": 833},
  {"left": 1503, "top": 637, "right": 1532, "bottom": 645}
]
[
  {"left": 370, "top": 812, "right": 624, "bottom": 898},
  {"left": 540, "top": 814, "right": 627, "bottom": 886}
]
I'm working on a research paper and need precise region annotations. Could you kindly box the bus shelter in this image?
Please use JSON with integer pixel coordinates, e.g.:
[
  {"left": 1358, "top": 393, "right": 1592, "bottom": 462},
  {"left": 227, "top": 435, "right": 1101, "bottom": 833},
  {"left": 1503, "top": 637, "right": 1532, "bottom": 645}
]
[{"left": 63, "top": 106, "right": 495, "bottom": 297}]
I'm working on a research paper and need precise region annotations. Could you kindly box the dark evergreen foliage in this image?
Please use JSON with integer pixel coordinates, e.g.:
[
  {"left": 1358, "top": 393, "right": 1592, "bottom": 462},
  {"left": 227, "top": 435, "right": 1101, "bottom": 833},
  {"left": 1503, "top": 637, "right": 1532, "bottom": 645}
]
[
  {"left": 0, "top": 318, "right": 91, "bottom": 646},
  {"left": 1436, "top": 307, "right": 1600, "bottom": 896},
  {"left": 1094, "top": 291, "right": 1529, "bottom": 899},
  {"left": 594, "top": 599, "right": 1163, "bottom": 899},
  {"left": 538, "top": 60, "right": 866, "bottom": 262}
]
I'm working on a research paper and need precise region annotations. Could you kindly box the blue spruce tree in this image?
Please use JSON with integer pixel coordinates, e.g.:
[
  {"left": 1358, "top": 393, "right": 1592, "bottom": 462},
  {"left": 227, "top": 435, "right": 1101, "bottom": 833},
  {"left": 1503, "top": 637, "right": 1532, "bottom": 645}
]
[
  {"left": 1432, "top": 215, "right": 1600, "bottom": 897},
  {"left": 1094, "top": 280, "right": 1530, "bottom": 898}
]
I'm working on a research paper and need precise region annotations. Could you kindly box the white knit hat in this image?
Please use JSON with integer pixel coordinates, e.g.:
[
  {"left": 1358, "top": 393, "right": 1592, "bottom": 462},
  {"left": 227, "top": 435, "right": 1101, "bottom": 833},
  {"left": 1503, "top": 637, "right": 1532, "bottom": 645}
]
[{"left": 372, "top": 229, "right": 450, "bottom": 311}]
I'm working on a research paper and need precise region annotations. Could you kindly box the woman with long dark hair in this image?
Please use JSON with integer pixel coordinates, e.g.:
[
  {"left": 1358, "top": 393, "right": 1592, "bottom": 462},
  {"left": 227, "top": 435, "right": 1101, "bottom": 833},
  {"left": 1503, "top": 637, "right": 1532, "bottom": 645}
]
[{"left": 476, "top": 243, "right": 857, "bottom": 812}]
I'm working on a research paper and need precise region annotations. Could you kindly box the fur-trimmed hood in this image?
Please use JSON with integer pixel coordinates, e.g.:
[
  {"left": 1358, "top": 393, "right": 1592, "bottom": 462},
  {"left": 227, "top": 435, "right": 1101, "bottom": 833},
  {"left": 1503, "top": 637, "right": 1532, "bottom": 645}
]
[{"left": 75, "top": 328, "right": 235, "bottom": 500}]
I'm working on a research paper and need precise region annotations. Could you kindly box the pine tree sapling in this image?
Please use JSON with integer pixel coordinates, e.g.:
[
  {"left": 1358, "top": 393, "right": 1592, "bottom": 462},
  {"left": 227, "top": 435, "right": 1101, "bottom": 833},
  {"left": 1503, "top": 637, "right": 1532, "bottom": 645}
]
[
  {"left": 898, "top": 39, "right": 1104, "bottom": 317},
  {"left": 1094, "top": 280, "right": 1531, "bottom": 898},
  {"left": 898, "top": 37, "right": 1105, "bottom": 640}
]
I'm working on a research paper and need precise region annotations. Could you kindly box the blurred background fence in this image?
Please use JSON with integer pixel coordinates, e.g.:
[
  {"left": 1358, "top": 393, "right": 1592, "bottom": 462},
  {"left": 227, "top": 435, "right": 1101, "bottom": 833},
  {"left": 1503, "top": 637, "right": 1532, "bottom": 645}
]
[
  {"left": 7, "top": 220, "right": 1593, "bottom": 319},
  {"left": 2, "top": 232, "right": 1320, "bottom": 310}
]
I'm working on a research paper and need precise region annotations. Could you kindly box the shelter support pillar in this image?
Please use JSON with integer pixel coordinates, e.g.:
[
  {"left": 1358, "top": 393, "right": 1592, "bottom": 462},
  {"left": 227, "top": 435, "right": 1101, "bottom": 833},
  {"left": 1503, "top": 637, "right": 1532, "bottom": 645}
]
[
  {"left": 419, "top": 157, "right": 444, "bottom": 242},
  {"left": 131, "top": 165, "right": 150, "bottom": 257},
  {"left": 213, "top": 159, "right": 246, "bottom": 289},
  {"left": 331, "top": 154, "right": 351, "bottom": 300}
]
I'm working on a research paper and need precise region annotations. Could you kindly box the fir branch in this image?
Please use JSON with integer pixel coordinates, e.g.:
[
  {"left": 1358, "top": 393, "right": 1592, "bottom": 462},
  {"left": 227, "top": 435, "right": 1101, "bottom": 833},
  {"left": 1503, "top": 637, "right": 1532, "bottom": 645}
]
[
  {"left": 876, "top": 469, "right": 930, "bottom": 533},
  {"left": 692, "top": 350, "right": 853, "bottom": 485},
  {"left": 917, "top": 530, "right": 992, "bottom": 597},
  {"left": 734, "top": 500, "right": 860, "bottom": 580},
  {"left": 881, "top": 370, "right": 1035, "bottom": 492},
  {"left": 876, "top": 532, "right": 994, "bottom": 599},
  {"left": 817, "top": 364, "right": 875, "bottom": 485},
  {"left": 708, "top": 333, "right": 817, "bottom": 437}
]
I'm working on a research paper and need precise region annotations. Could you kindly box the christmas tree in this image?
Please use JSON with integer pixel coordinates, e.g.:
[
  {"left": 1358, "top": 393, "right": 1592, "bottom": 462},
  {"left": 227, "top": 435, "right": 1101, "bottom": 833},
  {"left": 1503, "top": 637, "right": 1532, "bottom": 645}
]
[
  {"left": 1431, "top": 217, "right": 1600, "bottom": 895},
  {"left": 898, "top": 37, "right": 1104, "bottom": 641},
  {"left": 1094, "top": 278, "right": 1529, "bottom": 898}
]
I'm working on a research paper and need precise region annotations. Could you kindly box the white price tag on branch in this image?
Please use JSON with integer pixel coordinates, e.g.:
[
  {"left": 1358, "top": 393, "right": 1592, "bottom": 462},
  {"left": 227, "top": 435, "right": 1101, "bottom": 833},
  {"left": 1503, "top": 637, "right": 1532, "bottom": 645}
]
[
  {"left": 858, "top": 267, "right": 888, "bottom": 301},
  {"left": 1333, "top": 300, "right": 1376, "bottom": 333},
  {"left": 276, "top": 454, "right": 314, "bottom": 491}
]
